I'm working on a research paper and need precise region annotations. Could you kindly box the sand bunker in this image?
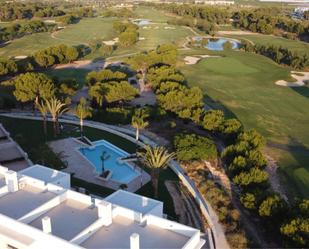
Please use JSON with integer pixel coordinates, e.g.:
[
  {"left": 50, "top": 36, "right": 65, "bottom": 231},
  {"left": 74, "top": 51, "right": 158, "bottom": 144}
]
[
  {"left": 54, "top": 60, "right": 104, "bottom": 71},
  {"left": 184, "top": 55, "right": 221, "bottom": 65},
  {"left": 184, "top": 56, "right": 201, "bottom": 65},
  {"left": 276, "top": 71, "right": 309, "bottom": 87},
  {"left": 103, "top": 37, "right": 118, "bottom": 46},
  {"left": 164, "top": 26, "right": 175, "bottom": 30},
  {"left": 14, "top": 55, "right": 28, "bottom": 59}
]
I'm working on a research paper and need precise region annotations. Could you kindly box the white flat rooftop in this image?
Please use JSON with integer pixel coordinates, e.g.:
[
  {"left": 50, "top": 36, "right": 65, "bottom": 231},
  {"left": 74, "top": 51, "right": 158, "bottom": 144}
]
[
  {"left": 81, "top": 215, "right": 189, "bottom": 249},
  {"left": 29, "top": 199, "right": 98, "bottom": 241},
  {"left": 0, "top": 185, "right": 56, "bottom": 219},
  {"left": 20, "top": 165, "right": 68, "bottom": 184},
  {"left": 105, "top": 190, "right": 162, "bottom": 215}
]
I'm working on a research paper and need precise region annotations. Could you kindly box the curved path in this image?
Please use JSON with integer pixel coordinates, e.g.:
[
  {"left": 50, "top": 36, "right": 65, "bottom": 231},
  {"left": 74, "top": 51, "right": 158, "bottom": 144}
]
[{"left": 0, "top": 112, "right": 230, "bottom": 249}]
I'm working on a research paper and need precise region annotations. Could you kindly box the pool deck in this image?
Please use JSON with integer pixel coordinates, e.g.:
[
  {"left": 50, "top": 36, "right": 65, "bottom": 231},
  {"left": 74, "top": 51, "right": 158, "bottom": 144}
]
[{"left": 48, "top": 138, "right": 150, "bottom": 192}]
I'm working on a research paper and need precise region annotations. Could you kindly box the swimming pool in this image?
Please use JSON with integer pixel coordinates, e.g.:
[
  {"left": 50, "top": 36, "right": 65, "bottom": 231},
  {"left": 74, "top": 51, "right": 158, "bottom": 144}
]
[
  {"left": 79, "top": 140, "right": 140, "bottom": 184},
  {"left": 205, "top": 38, "right": 240, "bottom": 51}
]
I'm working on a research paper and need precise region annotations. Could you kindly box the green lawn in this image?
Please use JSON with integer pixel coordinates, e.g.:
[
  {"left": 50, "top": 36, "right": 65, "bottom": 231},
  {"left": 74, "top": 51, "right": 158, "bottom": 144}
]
[
  {"left": 54, "top": 17, "right": 116, "bottom": 45},
  {"left": 133, "top": 6, "right": 171, "bottom": 23},
  {"left": 0, "top": 17, "right": 117, "bottom": 58},
  {"left": 180, "top": 49, "right": 309, "bottom": 198},
  {"left": 228, "top": 34, "right": 309, "bottom": 54}
]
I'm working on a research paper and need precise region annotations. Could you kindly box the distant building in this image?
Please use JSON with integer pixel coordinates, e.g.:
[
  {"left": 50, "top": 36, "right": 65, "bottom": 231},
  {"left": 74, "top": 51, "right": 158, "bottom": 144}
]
[
  {"left": 0, "top": 165, "right": 206, "bottom": 249},
  {"left": 195, "top": 0, "right": 235, "bottom": 5}
]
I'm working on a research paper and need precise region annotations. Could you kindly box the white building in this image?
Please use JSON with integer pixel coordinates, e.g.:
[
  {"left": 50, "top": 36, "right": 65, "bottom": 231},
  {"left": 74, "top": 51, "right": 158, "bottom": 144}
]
[
  {"left": 0, "top": 165, "right": 206, "bottom": 249},
  {"left": 195, "top": 0, "right": 235, "bottom": 5}
]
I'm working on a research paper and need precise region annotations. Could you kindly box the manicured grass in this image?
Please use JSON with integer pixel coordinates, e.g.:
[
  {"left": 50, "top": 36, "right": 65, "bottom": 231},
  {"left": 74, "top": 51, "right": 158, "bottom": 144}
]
[
  {"left": 228, "top": 34, "right": 309, "bottom": 54},
  {"left": 133, "top": 6, "right": 171, "bottom": 23},
  {"left": 0, "top": 17, "right": 117, "bottom": 58},
  {"left": 0, "top": 33, "right": 61, "bottom": 58},
  {"left": 54, "top": 17, "right": 116, "bottom": 45},
  {"left": 180, "top": 49, "right": 309, "bottom": 198}
]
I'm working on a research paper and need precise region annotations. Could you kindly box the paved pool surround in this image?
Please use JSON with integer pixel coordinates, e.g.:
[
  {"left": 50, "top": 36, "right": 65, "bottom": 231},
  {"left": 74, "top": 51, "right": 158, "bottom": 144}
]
[{"left": 48, "top": 137, "right": 150, "bottom": 192}]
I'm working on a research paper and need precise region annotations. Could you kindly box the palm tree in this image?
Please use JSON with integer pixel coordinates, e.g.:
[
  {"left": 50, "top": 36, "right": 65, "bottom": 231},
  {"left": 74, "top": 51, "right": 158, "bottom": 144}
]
[
  {"left": 75, "top": 97, "right": 92, "bottom": 137},
  {"left": 138, "top": 146, "right": 175, "bottom": 198},
  {"left": 131, "top": 108, "right": 149, "bottom": 142},
  {"left": 36, "top": 100, "right": 48, "bottom": 135},
  {"left": 45, "top": 98, "right": 68, "bottom": 137}
]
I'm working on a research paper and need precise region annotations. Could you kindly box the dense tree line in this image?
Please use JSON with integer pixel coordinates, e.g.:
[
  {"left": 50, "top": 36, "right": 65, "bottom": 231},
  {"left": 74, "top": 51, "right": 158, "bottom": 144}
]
[
  {"left": 167, "top": 16, "right": 217, "bottom": 35},
  {"left": 242, "top": 40, "right": 309, "bottom": 69},
  {"left": 0, "top": 20, "right": 55, "bottom": 43},
  {"left": 0, "top": 44, "right": 82, "bottom": 78},
  {"left": 33, "top": 44, "right": 80, "bottom": 68},
  {"left": 173, "top": 133, "right": 217, "bottom": 162},
  {"left": 88, "top": 68, "right": 138, "bottom": 106},
  {"left": 150, "top": 3, "right": 230, "bottom": 24},
  {"left": 0, "top": 2, "right": 65, "bottom": 21},
  {"left": 233, "top": 8, "right": 309, "bottom": 41},
  {"left": 113, "top": 21, "right": 139, "bottom": 47}
]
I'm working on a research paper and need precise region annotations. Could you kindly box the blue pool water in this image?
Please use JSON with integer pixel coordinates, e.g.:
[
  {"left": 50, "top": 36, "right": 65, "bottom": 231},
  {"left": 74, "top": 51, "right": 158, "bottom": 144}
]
[
  {"left": 79, "top": 140, "right": 139, "bottom": 184},
  {"left": 205, "top": 38, "right": 240, "bottom": 51}
]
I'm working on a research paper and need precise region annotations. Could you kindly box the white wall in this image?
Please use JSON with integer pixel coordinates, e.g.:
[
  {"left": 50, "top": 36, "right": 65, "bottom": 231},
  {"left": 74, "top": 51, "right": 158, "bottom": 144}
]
[
  {"left": 146, "top": 215, "right": 197, "bottom": 237},
  {"left": 113, "top": 206, "right": 143, "bottom": 223},
  {"left": 147, "top": 202, "right": 163, "bottom": 217},
  {"left": 66, "top": 190, "right": 92, "bottom": 205}
]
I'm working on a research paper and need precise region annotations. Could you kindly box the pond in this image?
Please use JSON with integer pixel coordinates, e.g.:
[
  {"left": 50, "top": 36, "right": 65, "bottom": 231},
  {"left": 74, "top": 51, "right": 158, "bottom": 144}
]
[
  {"left": 205, "top": 38, "right": 240, "bottom": 51},
  {"left": 132, "top": 19, "right": 151, "bottom": 26}
]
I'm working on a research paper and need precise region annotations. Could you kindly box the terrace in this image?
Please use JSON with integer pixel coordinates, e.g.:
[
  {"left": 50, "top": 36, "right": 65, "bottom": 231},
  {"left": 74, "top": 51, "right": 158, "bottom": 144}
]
[
  {"left": 0, "top": 184, "right": 57, "bottom": 219},
  {"left": 81, "top": 214, "right": 195, "bottom": 249},
  {"left": 29, "top": 199, "right": 98, "bottom": 241},
  {"left": 105, "top": 190, "right": 163, "bottom": 217}
]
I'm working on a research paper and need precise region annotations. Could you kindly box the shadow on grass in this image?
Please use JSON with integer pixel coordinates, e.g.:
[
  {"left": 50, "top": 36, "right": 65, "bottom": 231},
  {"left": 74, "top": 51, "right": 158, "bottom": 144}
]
[
  {"left": 291, "top": 85, "right": 309, "bottom": 99},
  {"left": 203, "top": 92, "right": 239, "bottom": 119},
  {"left": 268, "top": 137, "right": 309, "bottom": 198}
]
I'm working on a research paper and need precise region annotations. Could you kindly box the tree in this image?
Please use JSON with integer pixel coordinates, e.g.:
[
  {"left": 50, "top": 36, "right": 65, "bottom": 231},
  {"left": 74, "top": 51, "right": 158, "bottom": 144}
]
[
  {"left": 104, "top": 81, "right": 139, "bottom": 104},
  {"left": 258, "top": 194, "right": 286, "bottom": 218},
  {"left": 45, "top": 98, "right": 68, "bottom": 137},
  {"left": 65, "top": 46, "right": 79, "bottom": 63},
  {"left": 127, "top": 53, "right": 151, "bottom": 86},
  {"left": 33, "top": 51, "right": 55, "bottom": 68},
  {"left": 131, "top": 108, "right": 149, "bottom": 142},
  {"left": 240, "top": 192, "right": 257, "bottom": 210},
  {"left": 173, "top": 133, "right": 217, "bottom": 162},
  {"left": 280, "top": 218, "right": 309, "bottom": 246},
  {"left": 202, "top": 110, "right": 225, "bottom": 132},
  {"left": 36, "top": 100, "right": 48, "bottom": 135},
  {"left": 119, "top": 30, "right": 138, "bottom": 47},
  {"left": 88, "top": 83, "right": 107, "bottom": 106},
  {"left": 223, "top": 41, "right": 233, "bottom": 50},
  {"left": 13, "top": 72, "right": 55, "bottom": 108},
  {"left": 75, "top": 97, "right": 92, "bottom": 137},
  {"left": 233, "top": 167, "right": 268, "bottom": 188},
  {"left": 138, "top": 146, "right": 175, "bottom": 198}
]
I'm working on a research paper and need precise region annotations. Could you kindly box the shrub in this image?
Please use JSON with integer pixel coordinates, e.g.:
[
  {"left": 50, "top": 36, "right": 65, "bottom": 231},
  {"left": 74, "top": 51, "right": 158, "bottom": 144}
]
[
  {"left": 173, "top": 133, "right": 217, "bottom": 162},
  {"left": 92, "top": 107, "right": 133, "bottom": 124}
]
